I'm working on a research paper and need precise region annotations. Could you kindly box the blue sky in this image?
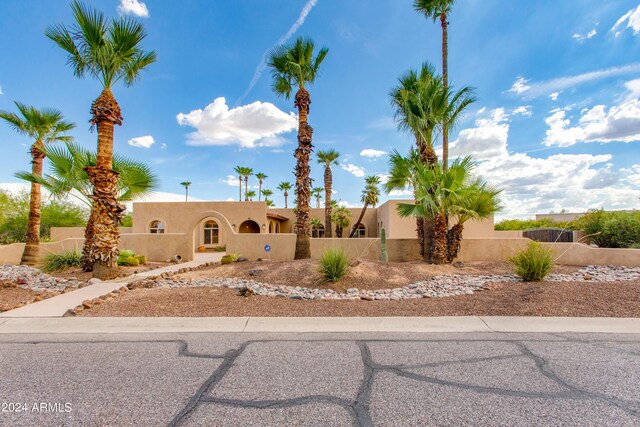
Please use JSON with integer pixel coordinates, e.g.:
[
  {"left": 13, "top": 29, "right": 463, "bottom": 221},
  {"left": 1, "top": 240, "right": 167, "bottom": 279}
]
[{"left": 1, "top": 0, "right": 640, "bottom": 219}]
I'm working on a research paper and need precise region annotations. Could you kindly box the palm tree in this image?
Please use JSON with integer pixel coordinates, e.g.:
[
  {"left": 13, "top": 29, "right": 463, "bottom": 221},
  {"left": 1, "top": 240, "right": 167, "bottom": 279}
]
[
  {"left": 255, "top": 172, "right": 268, "bottom": 201},
  {"left": 233, "top": 166, "right": 243, "bottom": 201},
  {"left": 277, "top": 181, "right": 293, "bottom": 208},
  {"left": 266, "top": 199, "right": 275, "bottom": 208},
  {"left": 239, "top": 167, "right": 253, "bottom": 201},
  {"left": 331, "top": 205, "right": 351, "bottom": 238},
  {"left": 47, "top": 1, "right": 156, "bottom": 278},
  {"left": 316, "top": 149, "right": 340, "bottom": 237},
  {"left": 349, "top": 176, "right": 381, "bottom": 238},
  {"left": 310, "top": 217, "right": 324, "bottom": 237},
  {"left": 415, "top": 0, "right": 455, "bottom": 168},
  {"left": 16, "top": 141, "right": 158, "bottom": 270},
  {"left": 246, "top": 190, "right": 256, "bottom": 201},
  {"left": 312, "top": 187, "right": 324, "bottom": 208},
  {"left": 261, "top": 189, "right": 273, "bottom": 205},
  {"left": 268, "top": 36, "right": 329, "bottom": 259},
  {"left": 180, "top": 181, "right": 191, "bottom": 202},
  {"left": 0, "top": 102, "right": 75, "bottom": 265}
]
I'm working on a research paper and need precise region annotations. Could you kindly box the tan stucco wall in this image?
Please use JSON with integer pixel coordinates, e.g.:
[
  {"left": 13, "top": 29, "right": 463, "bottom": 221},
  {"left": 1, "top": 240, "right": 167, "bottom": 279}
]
[
  {"left": 227, "top": 234, "right": 296, "bottom": 261},
  {"left": 268, "top": 207, "right": 378, "bottom": 237},
  {"left": 50, "top": 227, "right": 132, "bottom": 241},
  {"left": 386, "top": 239, "right": 422, "bottom": 262},
  {"left": 119, "top": 233, "right": 193, "bottom": 262},
  {"left": 0, "top": 243, "right": 25, "bottom": 265},
  {"left": 310, "top": 238, "right": 381, "bottom": 260}
]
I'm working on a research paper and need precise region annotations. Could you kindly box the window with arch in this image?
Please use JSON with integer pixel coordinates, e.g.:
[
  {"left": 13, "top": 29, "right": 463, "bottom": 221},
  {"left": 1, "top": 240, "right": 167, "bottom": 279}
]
[
  {"left": 354, "top": 224, "right": 366, "bottom": 238},
  {"left": 204, "top": 220, "right": 219, "bottom": 245},
  {"left": 149, "top": 220, "right": 165, "bottom": 234},
  {"left": 311, "top": 223, "right": 325, "bottom": 238}
]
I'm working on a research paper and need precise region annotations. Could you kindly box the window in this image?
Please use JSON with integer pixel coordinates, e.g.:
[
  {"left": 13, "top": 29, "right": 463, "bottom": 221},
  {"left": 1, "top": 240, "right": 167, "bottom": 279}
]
[
  {"left": 354, "top": 224, "right": 366, "bottom": 238},
  {"left": 149, "top": 220, "right": 165, "bottom": 234},
  {"left": 204, "top": 220, "right": 219, "bottom": 245},
  {"left": 312, "top": 223, "right": 325, "bottom": 238}
]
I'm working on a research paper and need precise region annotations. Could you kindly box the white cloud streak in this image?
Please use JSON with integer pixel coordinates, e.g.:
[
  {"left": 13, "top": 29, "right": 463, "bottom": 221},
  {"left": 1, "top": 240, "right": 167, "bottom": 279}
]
[
  {"left": 128, "top": 135, "right": 155, "bottom": 148},
  {"left": 360, "top": 149, "right": 388, "bottom": 158},
  {"left": 572, "top": 29, "right": 597, "bottom": 41},
  {"left": 611, "top": 5, "right": 640, "bottom": 37},
  {"left": 235, "top": 0, "right": 318, "bottom": 106},
  {"left": 117, "top": 0, "right": 149, "bottom": 18},
  {"left": 341, "top": 163, "right": 365, "bottom": 177}
]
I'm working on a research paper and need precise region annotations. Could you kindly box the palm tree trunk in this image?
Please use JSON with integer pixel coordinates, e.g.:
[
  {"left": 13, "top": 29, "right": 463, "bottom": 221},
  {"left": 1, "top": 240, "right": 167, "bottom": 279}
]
[
  {"left": 293, "top": 88, "right": 312, "bottom": 259},
  {"left": 244, "top": 177, "right": 249, "bottom": 201},
  {"left": 185, "top": 186, "right": 189, "bottom": 202},
  {"left": 349, "top": 203, "right": 368, "bottom": 238},
  {"left": 431, "top": 210, "right": 447, "bottom": 264},
  {"left": 84, "top": 88, "right": 125, "bottom": 279},
  {"left": 238, "top": 176, "right": 242, "bottom": 201},
  {"left": 324, "top": 165, "right": 333, "bottom": 238},
  {"left": 446, "top": 222, "right": 464, "bottom": 262},
  {"left": 284, "top": 191, "right": 288, "bottom": 209},
  {"left": 20, "top": 141, "right": 45, "bottom": 266},
  {"left": 416, "top": 135, "right": 437, "bottom": 261},
  {"left": 258, "top": 181, "right": 262, "bottom": 201},
  {"left": 441, "top": 12, "right": 449, "bottom": 170}
]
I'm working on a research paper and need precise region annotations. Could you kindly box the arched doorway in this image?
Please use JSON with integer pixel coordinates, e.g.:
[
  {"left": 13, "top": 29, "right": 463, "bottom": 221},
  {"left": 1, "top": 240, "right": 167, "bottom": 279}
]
[
  {"left": 203, "top": 220, "right": 219, "bottom": 246},
  {"left": 239, "top": 220, "right": 260, "bottom": 233}
]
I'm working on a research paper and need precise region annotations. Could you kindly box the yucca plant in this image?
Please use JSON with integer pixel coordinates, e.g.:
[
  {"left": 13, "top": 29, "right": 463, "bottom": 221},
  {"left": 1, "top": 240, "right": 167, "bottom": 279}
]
[
  {"left": 41, "top": 250, "right": 82, "bottom": 272},
  {"left": 317, "top": 248, "right": 350, "bottom": 283},
  {"left": 510, "top": 241, "right": 553, "bottom": 282}
]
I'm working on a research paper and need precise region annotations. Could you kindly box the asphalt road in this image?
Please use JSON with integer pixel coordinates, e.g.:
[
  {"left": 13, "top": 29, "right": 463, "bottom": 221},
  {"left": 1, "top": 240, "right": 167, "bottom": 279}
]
[{"left": 0, "top": 332, "right": 639, "bottom": 426}]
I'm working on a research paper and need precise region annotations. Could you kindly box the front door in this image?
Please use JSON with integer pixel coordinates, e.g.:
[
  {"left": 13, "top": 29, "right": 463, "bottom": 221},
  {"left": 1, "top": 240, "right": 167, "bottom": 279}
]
[{"left": 203, "top": 221, "right": 219, "bottom": 246}]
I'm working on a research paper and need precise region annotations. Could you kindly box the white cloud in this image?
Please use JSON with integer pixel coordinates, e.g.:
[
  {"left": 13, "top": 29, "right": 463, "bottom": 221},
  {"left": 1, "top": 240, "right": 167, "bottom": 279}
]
[
  {"left": 0, "top": 182, "right": 29, "bottom": 194},
  {"left": 549, "top": 92, "right": 561, "bottom": 101},
  {"left": 341, "top": 163, "right": 365, "bottom": 177},
  {"left": 377, "top": 174, "right": 390, "bottom": 185},
  {"left": 509, "top": 77, "right": 530, "bottom": 94},
  {"left": 512, "top": 106, "right": 532, "bottom": 117},
  {"left": 360, "top": 149, "right": 388, "bottom": 158},
  {"left": 572, "top": 29, "right": 597, "bottom": 41},
  {"left": 160, "top": 143, "right": 168, "bottom": 150},
  {"left": 625, "top": 79, "right": 640, "bottom": 98},
  {"left": 117, "top": 0, "right": 149, "bottom": 18},
  {"left": 0, "top": 85, "right": 3, "bottom": 95},
  {"left": 177, "top": 97, "right": 297, "bottom": 148},
  {"left": 221, "top": 175, "right": 241, "bottom": 187},
  {"left": 338, "top": 200, "right": 361, "bottom": 208},
  {"left": 512, "top": 64, "right": 640, "bottom": 99},
  {"left": 450, "top": 108, "right": 510, "bottom": 161},
  {"left": 611, "top": 5, "right": 640, "bottom": 37},
  {"left": 624, "top": 164, "right": 640, "bottom": 186},
  {"left": 388, "top": 188, "right": 414, "bottom": 197},
  {"left": 127, "top": 135, "right": 155, "bottom": 148},
  {"left": 544, "top": 99, "right": 640, "bottom": 147},
  {"left": 226, "top": 197, "right": 236, "bottom": 202}
]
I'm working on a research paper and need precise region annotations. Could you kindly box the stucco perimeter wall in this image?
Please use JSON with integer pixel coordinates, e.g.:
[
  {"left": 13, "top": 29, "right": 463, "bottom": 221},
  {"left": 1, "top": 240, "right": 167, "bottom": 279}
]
[
  {"left": 268, "top": 208, "right": 379, "bottom": 237},
  {"left": 0, "top": 239, "right": 85, "bottom": 265},
  {"left": 0, "top": 243, "right": 25, "bottom": 265},
  {"left": 227, "top": 233, "right": 296, "bottom": 261},
  {"left": 50, "top": 227, "right": 132, "bottom": 241},
  {"left": 457, "top": 238, "right": 640, "bottom": 267},
  {"left": 310, "top": 238, "right": 381, "bottom": 261},
  {"left": 119, "top": 233, "right": 193, "bottom": 263},
  {"left": 386, "top": 239, "right": 422, "bottom": 262}
]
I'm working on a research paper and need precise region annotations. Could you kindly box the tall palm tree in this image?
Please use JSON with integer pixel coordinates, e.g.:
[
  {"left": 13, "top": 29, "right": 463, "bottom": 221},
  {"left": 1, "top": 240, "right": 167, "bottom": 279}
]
[
  {"left": 268, "top": 36, "right": 329, "bottom": 259},
  {"left": 16, "top": 141, "right": 158, "bottom": 270},
  {"left": 246, "top": 190, "right": 256, "bottom": 201},
  {"left": 316, "top": 149, "right": 340, "bottom": 238},
  {"left": 261, "top": 188, "right": 273, "bottom": 205},
  {"left": 180, "top": 181, "right": 191, "bottom": 202},
  {"left": 255, "top": 172, "right": 267, "bottom": 201},
  {"left": 47, "top": 1, "right": 156, "bottom": 278},
  {"left": 277, "top": 181, "right": 292, "bottom": 208},
  {"left": 312, "top": 187, "right": 324, "bottom": 208},
  {"left": 233, "top": 166, "right": 243, "bottom": 201},
  {"left": 415, "top": 0, "right": 455, "bottom": 168},
  {"left": 239, "top": 167, "right": 253, "bottom": 201},
  {"left": 349, "top": 176, "right": 381, "bottom": 238},
  {"left": 0, "top": 102, "right": 75, "bottom": 265}
]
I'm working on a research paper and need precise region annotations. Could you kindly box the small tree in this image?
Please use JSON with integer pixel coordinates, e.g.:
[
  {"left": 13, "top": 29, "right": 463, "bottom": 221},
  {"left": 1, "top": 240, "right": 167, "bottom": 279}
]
[
  {"left": 180, "top": 181, "right": 191, "bottom": 202},
  {"left": 349, "top": 176, "right": 381, "bottom": 238},
  {"left": 331, "top": 205, "right": 351, "bottom": 238},
  {"left": 277, "top": 181, "right": 293, "bottom": 208}
]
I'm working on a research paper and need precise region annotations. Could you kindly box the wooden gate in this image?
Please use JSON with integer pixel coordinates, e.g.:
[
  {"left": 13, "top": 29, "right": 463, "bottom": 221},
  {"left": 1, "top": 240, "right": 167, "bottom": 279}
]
[{"left": 523, "top": 228, "right": 573, "bottom": 242}]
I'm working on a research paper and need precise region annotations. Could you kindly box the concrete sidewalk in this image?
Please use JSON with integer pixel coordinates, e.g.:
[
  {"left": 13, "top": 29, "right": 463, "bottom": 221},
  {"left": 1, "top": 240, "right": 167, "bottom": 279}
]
[
  {"left": 0, "top": 316, "right": 638, "bottom": 334},
  {"left": 0, "top": 252, "right": 224, "bottom": 318}
]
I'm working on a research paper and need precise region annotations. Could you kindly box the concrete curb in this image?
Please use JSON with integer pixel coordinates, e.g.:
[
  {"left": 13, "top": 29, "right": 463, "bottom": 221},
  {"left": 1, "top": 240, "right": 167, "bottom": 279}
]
[{"left": 0, "top": 316, "right": 638, "bottom": 334}]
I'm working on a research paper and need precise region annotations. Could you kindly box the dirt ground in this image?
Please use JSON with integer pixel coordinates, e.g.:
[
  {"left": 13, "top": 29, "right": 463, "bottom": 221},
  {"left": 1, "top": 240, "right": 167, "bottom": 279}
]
[
  {"left": 79, "top": 279, "right": 640, "bottom": 318},
  {"left": 0, "top": 282, "right": 52, "bottom": 312},
  {"left": 174, "top": 259, "right": 580, "bottom": 293},
  {"left": 48, "top": 262, "right": 170, "bottom": 282}
]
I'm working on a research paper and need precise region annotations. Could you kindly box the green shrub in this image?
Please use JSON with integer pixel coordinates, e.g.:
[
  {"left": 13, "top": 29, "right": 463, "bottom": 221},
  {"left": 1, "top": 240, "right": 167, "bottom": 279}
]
[
  {"left": 317, "top": 248, "right": 350, "bottom": 283},
  {"left": 123, "top": 257, "right": 140, "bottom": 267},
  {"left": 228, "top": 253, "right": 239, "bottom": 262},
  {"left": 221, "top": 255, "right": 233, "bottom": 264},
  {"left": 117, "top": 250, "right": 136, "bottom": 266},
  {"left": 213, "top": 245, "right": 226, "bottom": 252},
  {"left": 495, "top": 218, "right": 572, "bottom": 231},
  {"left": 571, "top": 210, "right": 640, "bottom": 248},
  {"left": 135, "top": 255, "right": 147, "bottom": 265},
  {"left": 510, "top": 241, "right": 553, "bottom": 282},
  {"left": 41, "top": 250, "right": 82, "bottom": 272}
]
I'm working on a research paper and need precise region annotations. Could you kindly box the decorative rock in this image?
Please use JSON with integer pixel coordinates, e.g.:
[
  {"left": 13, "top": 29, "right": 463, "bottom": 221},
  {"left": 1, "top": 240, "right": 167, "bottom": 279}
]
[
  {"left": 248, "top": 269, "right": 263, "bottom": 277},
  {"left": 82, "top": 300, "right": 93, "bottom": 309},
  {"left": 237, "top": 257, "right": 248, "bottom": 262},
  {"left": 88, "top": 278, "right": 101, "bottom": 285},
  {"left": 452, "top": 261, "right": 464, "bottom": 268}
]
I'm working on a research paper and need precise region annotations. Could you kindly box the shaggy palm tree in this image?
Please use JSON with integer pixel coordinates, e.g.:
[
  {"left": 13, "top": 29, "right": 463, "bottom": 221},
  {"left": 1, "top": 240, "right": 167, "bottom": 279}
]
[
  {"left": 261, "top": 188, "right": 273, "bottom": 205},
  {"left": 16, "top": 141, "right": 158, "bottom": 270},
  {"left": 246, "top": 190, "right": 256, "bottom": 201},
  {"left": 312, "top": 187, "right": 324, "bottom": 208},
  {"left": 415, "top": 0, "right": 455, "bottom": 168},
  {"left": 349, "top": 176, "right": 381, "bottom": 238},
  {"left": 310, "top": 217, "right": 323, "bottom": 237},
  {"left": 316, "top": 149, "right": 339, "bottom": 238},
  {"left": 0, "top": 102, "right": 75, "bottom": 265},
  {"left": 268, "top": 36, "right": 329, "bottom": 259},
  {"left": 255, "top": 172, "right": 267, "bottom": 201},
  {"left": 47, "top": 1, "right": 156, "bottom": 278},
  {"left": 180, "top": 181, "right": 191, "bottom": 202},
  {"left": 331, "top": 205, "right": 351, "bottom": 238},
  {"left": 233, "top": 166, "right": 243, "bottom": 201},
  {"left": 277, "top": 181, "right": 292, "bottom": 208},
  {"left": 447, "top": 182, "right": 501, "bottom": 261},
  {"left": 238, "top": 167, "right": 253, "bottom": 201}
]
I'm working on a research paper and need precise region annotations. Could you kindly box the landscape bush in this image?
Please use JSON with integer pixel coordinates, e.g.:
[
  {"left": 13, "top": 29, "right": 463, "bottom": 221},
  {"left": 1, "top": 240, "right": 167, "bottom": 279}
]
[
  {"left": 494, "top": 218, "right": 572, "bottom": 231},
  {"left": 571, "top": 210, "right": 640, "bottom": 248},
  {"left": 317, "top": 248, "right": 350, "bottom": 283},
  {"left": 117, "top": 250, "right": 145, "bottom": 266},
  {"left": 135, "top": 255, "right": 147, "bottom": 265},
  {"left": 510, "top": 241, "right": 553, "bottom": 282},
  {"left": 41, "top": 250, "right": 82, "bottom": 272},
  {"left": 123, "top": 257, "right": 140, "bottom": 267}
]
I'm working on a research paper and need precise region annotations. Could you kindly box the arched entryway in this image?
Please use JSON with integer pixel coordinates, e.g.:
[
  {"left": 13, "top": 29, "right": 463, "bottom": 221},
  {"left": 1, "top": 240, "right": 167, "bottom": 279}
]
[
  {"left": 203, "top": 220, "right": 219, "bottom": 246},
  {"left": 239, "top": 220, "right": 260, "bottom": 233}
]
